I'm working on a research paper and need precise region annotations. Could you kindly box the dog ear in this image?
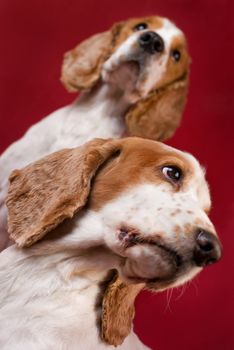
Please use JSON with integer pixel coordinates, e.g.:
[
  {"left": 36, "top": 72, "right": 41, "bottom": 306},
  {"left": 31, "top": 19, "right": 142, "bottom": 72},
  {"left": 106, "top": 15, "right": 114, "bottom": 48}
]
[
  {"left": 6, "top": 139, "right": 121, "bottom": 247},
  {"left": 125, "top": 76, "right": 189, "bottom": 142},
  {"left": 101, "top": 272, "right": 144, "bottom": 347},
  {"left": 61, "top": 23, "right": 123, "bottom": 92},
  {"left": 61, "top": 31, "right": 111, "bottom": 92}
]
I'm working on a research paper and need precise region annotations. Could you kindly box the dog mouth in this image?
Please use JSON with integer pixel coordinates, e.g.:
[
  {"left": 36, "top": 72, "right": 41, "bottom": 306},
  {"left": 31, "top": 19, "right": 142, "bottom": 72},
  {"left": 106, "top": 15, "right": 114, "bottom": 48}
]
[
  {"left": 118, "top": 227, "right": 184, "bottom": 286},
  {"left": 118, "top": 227, "right": 182, "bottom": 266}
]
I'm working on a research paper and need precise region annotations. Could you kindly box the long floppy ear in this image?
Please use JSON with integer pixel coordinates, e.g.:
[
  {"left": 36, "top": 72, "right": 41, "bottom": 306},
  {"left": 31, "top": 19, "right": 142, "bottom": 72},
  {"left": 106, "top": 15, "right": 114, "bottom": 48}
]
[
  {"left": 125, "top": 76, "right": 189, "bottom": 142},
  {"left": 100, "top": 272, "right": 144, "bottom": 346},
  {"left": 6, "top": 138, "right": 121, "bottom": 247},
  {"left": 61, "top": 23, "right": 123, "bottom": 92}
]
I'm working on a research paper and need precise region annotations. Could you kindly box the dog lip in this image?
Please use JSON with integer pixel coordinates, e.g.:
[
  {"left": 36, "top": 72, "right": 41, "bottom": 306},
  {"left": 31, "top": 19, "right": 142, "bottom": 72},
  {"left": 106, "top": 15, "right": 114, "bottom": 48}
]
[
  {"left": 127, "top": 275, "right": 163, "bottom": 284},
  {"left": 125, "top": 275, "right": 148, "bottom": 284},
  {"left": 118, "top": 227, "right": 182, "bottom": 268},
  {"left": 143, "top": 238, "right": 182, "bottom": 268},
  {"left": 126, "top": 274, "right": 172, "bottom": 286},
  {"left": 118, "top": 227, "right": 140, "bottom": 248}
]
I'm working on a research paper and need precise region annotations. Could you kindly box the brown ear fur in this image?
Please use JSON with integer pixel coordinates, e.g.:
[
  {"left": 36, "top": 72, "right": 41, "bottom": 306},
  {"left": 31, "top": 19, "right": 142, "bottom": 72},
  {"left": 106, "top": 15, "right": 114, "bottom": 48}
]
[
  {"left": 101, "top": 273, "right": 144, "bottom": 346},
  {"left": 125, "top": 76, "right": 189, "bottom": 142},
  {"left": 61, "top": 31, "right": 112, "bottom": 92},
  {"left": 6, "top": 139, "right": 121, "bottom": 247},
  {"left": 61, "top": 23, "right": 123, "bottom": 92}
]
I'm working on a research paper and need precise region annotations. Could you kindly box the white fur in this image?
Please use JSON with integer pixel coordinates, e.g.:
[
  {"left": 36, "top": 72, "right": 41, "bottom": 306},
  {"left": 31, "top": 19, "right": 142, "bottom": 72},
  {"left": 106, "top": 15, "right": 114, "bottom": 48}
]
[
  {"left": 0, "top": 246, "right": 149, "bottom": 350},
  {"left": 0, "top": 145, "right": 217, "bottom": 349}
]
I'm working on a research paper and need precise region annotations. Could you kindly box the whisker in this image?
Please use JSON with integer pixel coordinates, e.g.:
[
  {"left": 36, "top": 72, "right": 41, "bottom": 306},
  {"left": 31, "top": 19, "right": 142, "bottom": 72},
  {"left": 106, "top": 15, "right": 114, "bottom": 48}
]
[
  {"left": 164, "top": 288, "right": 173, "bottom": 313},
  {"left": 190, "top": 279, "right": 199, "bottom": 296},
  {"left": 175, "top": 283, "right": 187, "bottom": 301}
]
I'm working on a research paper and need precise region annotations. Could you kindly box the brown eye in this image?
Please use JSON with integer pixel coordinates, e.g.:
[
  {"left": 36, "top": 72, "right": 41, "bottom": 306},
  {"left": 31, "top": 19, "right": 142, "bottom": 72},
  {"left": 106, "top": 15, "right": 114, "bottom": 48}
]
[
  {"left": 171, "top": 50, "right": 181, "bottom": 62},
  {"left": 133, "top": 22, "right": 148, "bottom": 31},
  {"left": 162, "top": 166, "right": 182, "bottom": 183}
]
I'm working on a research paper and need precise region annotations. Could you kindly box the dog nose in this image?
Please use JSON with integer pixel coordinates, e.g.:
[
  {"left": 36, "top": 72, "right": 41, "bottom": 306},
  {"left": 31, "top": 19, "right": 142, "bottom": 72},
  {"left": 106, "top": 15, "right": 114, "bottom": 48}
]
[
  {"left": 138, "top": 31, "right": 164, "bottom": 54},
  {"left": 193, "top": 229, "right": 222, "bottom": 267}
]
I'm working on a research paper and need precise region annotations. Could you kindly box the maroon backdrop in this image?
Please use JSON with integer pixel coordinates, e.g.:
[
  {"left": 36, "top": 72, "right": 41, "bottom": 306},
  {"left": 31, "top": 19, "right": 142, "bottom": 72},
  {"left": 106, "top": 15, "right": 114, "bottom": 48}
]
[{"left": 0, "top": 1, "right": 233, "bottom": 349}]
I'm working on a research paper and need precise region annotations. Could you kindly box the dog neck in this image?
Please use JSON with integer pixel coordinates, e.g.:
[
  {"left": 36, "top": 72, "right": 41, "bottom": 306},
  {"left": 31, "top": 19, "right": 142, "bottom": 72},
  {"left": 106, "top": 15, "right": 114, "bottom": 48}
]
[
  {"left": 80, "top": 80, "right": 132, "bottom": 110},
  {"left": 0, "top": 239, "right": 143, "bottom": 348},
  {"left": 69, "top": 81, "right": 135, "bottom": 138},
  {"left": 0, "top": 207, "right": 146, "bottom": 347}
]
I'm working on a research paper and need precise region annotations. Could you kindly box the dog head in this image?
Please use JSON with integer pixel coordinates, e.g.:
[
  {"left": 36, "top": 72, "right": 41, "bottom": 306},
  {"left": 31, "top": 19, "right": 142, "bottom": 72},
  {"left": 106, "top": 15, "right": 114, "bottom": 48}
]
[
  {"left": 7, "top": 137, "right": 221, "bottom": 287},
  {"left": 61, "top": 16, "right": 190, "bottom": 141},
  {"left": 7, "top": 138, "right": 221, "bottom": 346}
]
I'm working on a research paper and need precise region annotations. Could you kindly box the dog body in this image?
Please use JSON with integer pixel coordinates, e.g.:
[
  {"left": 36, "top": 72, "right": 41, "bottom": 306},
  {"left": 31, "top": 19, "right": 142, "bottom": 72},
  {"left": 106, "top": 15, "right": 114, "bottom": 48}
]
[
  {"left": 0, "top": 16, "right": 190, "bottom": 250},
  {"left": 0, "top": 138, "right": 221, "bottom": 349}
]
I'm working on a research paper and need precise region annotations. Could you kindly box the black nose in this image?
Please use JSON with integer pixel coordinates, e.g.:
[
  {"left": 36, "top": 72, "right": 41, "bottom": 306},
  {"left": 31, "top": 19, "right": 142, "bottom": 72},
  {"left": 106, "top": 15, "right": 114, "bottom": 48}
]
[
  {"left": 138, "top": 31, "right": 164, "bottom": 54},
  {"left": 193, "top": 229, "right": 222, "bottom": 267}
]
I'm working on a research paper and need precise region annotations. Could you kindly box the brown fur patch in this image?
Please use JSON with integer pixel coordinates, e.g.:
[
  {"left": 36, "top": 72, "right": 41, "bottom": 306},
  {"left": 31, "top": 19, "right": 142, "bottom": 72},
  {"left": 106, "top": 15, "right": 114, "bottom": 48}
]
[
  {"left": 173, "top": 225, "right": 182, "bottom": 239},
  {"left": 156, "top": 35, "right": 190, "bottom": 89},
  {"left": 110, "top": 17, "right": 163, "bottom": 49},
  {"left": 184, "top": 223, "right": 193, "bottom": 233},
  {"left": 125, "top": 75, "right": 189, "bottom": 141},
  {"left": 100, "top": 272, "right": 144, "bottom": 346},
  {"left": 7, "top": 138, "right": 122, "bottom": 247},
  {"left": 171, "top": 208, "right": 182, "bottom": 216},
  {"left": 187, "top": 210, "right": 193, "bottom": 214},
  {"left": 89, "top": 137, "right": 194, "bottom": 211},
  {"left": 61, "top": 30, "right": 113, "bottom": 92}
]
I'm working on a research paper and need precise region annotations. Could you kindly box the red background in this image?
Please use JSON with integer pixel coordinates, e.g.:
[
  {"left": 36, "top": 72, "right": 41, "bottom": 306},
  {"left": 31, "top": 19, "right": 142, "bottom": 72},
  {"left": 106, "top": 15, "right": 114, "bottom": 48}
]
[{"left": 0, "top": 1, "right": 233, "bottom": 349}]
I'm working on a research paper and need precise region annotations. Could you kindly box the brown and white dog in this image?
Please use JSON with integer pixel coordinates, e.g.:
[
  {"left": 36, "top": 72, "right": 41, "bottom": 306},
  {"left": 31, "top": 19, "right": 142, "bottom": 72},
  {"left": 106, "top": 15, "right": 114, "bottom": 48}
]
[
  {"left": 0, "top": 15, "right": 190, "bottom": 250},
  {"left": 0, "top": 138, "right": 221, "bottom": 349}
]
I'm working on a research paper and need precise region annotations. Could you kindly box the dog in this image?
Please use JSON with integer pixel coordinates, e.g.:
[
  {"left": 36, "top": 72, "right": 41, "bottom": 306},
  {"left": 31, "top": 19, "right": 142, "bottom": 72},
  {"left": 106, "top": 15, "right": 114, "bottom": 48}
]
[
  {"left": 0, "top": 137, "right": 221, "bottom": 349},
  {"left": 0, "top": 15, "right": 190, "bottom": 250}
]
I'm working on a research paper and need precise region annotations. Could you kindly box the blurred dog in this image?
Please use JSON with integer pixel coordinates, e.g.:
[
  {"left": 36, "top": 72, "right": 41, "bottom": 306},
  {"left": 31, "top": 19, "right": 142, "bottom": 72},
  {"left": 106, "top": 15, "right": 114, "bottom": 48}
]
[
  {"left": 0, "top": 137, "right": 221, "bottom": 349},
  {"left": 0, "top": 16, "right": 190, "bottom": 249}
]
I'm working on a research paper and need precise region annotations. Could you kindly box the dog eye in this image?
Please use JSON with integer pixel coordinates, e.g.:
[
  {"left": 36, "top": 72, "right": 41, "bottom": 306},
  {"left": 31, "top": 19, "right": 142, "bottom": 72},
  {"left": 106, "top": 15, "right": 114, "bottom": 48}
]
[
  {"left": 133, "top": 22, "right": 148, "bottom": 31},
  {"left": 171, "top": 50, "right": 181, "bottom": 62},
  {"left": 162, "top": 166, "right": 182, "bottom": 183}
]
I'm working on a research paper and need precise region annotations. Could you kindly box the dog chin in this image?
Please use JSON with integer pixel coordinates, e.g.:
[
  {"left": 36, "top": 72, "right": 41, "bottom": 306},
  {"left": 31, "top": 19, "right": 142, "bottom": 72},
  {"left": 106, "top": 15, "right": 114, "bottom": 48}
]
[
  {"left": 118, "top": 254, "right": 177, "bottom": 288},
  {"left": 102, "top": 60, "right": 147, "bottom": 102},
  {"left": 103, "top": 60, "right": 139, "bottom": 86},
  {"left": 146, "top": 265, "right": 202, "bottom": 292},
  {"left": 118, "top": 255, "right": 202, "bottom": 292}
]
